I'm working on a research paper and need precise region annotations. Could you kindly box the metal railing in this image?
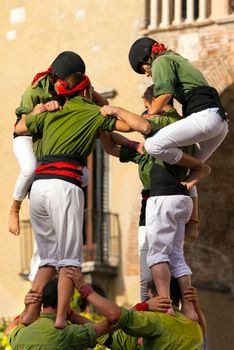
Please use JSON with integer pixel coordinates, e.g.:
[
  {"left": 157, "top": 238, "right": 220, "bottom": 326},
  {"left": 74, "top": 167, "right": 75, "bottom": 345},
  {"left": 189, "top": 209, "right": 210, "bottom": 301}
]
[
  {"left": 83, "top": 209, "right": 120, "bottom": 267},
  {"left": 19, "top": 210, "right": 120, "bottom": 277}
]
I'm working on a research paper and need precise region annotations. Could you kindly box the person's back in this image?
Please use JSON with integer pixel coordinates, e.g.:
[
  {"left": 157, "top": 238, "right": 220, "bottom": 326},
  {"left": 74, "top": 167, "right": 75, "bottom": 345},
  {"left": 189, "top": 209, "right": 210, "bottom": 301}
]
[
  {"left": 9, "top": 314, "right": 97, "bottom": 350},
  {"left": 115, "top": 306, "right": 203, "bottom": 350},
  {"left": 38, "top": 96, "right": 115, "bottom": 158}
]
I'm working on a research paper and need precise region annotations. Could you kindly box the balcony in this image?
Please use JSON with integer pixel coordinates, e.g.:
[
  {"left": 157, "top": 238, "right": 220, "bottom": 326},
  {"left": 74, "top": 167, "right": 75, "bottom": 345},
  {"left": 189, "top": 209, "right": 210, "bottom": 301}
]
[
  {"left": 19, "top": 210, "right": 120, "bottom": 280},
  {"left": 143, "top": 0, "right": 234, "bottom": 32}
]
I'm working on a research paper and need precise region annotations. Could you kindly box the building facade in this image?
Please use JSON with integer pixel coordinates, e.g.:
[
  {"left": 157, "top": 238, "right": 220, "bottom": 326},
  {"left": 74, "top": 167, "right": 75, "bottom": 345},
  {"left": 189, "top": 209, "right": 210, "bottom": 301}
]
[{"left": 0, "top": 1, "right": 233, "bottom": 349}]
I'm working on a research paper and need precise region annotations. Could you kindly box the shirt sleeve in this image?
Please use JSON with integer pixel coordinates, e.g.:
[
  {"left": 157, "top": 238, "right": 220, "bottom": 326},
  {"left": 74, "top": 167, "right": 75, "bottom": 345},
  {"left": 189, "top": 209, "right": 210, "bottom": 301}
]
[
  {"left": 113, "top": 307, "right": 162, "bottom": 338},
  {"left": 26, "top": 111, "right": 47, "bottom": 136},
  {"left": 98, "top": 329, "right": 140, "bottom": 350},
  {"left": 67, "top": 323, "right": 97, "bottom": 348},
  {"left": 119, "top": 146, "right": 143, "bottom": 164},
  {"left": 8, "top": 324, "right": 25, "bottom": 347},
  {"left": 100, "top": 115, "right": 118, "bottom": 132},
  {"left": 15, "top": 85, "right": 40, "bottom": 117},
  {"left": 151, "top": 56, "right": 177, "bottom": 96},
  {"left": 147, "top": 114, "right": 177, "bottom": 137}
]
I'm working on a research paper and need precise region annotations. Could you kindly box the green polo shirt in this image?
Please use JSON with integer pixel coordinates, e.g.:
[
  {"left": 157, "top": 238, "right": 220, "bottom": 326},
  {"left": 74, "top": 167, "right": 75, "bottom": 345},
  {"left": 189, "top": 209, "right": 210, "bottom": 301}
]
[
  {"left": 26, "top": 96, "right": 117, "bottom": 160},
  {"left": 114, "top": 307, "right": 203, "bottom": 350},
  {"left": 120, "top": 109, "right": 192, "bottom": 189},
  {"left": 98, "top": 330, "right": 142, "bottom": 350},
  {"left": 8, "top": 313, "right": 97, "bottom": 350},
  {"left": 151, "top": 51, "right": 209, "bottom": 104},
  {"left": 15, "top": 75, "right": 59, "bottom": 158}
]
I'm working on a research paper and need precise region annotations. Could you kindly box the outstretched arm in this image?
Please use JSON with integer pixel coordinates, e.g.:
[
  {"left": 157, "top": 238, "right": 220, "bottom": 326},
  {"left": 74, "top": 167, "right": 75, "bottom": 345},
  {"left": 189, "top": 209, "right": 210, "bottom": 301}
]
[
  {"left": 66, "top": 267, "right": 121, "bottom": 325},
  {"left": 99, "top": 131, "right": 120, "bottom": 157},
  {"left": 5, "top": 290, "right": 42, "bottom": 335},
  {"left": 148, "top": 94, "right": 173, "bottom": 115},
  {"left": 15, "top": 101, "right": 59, "bottom": 134},
  {"left": 99, "top": 132, "right": 143, "bottom": 157},
  {"left": 100, "top": 105, "right": 152, "bottom": 135}
]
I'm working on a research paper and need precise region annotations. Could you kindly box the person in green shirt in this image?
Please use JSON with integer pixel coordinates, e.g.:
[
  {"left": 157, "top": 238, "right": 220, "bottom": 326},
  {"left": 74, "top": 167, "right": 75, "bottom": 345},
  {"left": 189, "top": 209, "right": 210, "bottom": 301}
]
[
  {"left": 9, "top": 51, "right": 107, "bottom": 239},
  {"left": 100, "top": 92, "right": 198, "bottom": 321},
  {"left": 128, "top": 37, "right": 228, "bottom": 190},
  {"left": 6, "top": 277, "right": 121, "bottom": 350},
  {"left": 101, "top": 85, "right": 198, "bottom": 307},
  {"left": 6, "top": 271, "right": 172, "bottom": 350},
  {"left": 15, "top": 72, "right": 132, "bottom": 330},
  {"left": 66, "top": 267, "right": 204, "bottom": 350}
]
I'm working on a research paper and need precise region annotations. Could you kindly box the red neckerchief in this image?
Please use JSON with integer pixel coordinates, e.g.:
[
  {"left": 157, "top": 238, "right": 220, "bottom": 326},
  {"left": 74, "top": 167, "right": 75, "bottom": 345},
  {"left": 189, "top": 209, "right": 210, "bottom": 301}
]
[
  {"left": 31, "top": 66, "right": 52, "bottom": 86},
  {"left": 56, "top": 75, "right": 90, "bottom": 95}
]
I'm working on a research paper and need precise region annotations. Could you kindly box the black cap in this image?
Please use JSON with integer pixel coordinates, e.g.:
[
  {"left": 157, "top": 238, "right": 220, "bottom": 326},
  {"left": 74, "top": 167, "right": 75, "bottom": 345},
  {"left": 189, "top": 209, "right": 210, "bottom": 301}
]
[
  {"left": 51, "top": 51, "right": 86, "bottom": 79},
  {"left": 128, "top": 37, "right": 157, "bottom": 74}
]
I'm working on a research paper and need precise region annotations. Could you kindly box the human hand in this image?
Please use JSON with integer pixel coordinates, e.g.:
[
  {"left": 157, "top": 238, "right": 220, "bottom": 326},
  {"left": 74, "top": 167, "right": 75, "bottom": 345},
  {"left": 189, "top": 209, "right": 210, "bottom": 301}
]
[
  {"left": 146, "top": 296, "right": 172, "bottom": 312},
  {"left": 43, "top": 100, "right": 60, "bottom": 111},
  {"left": 31, "top": 103, "right": 47, "bottom": 115},
  {"left": 100, "top": 105, "right": 116, "bottom": 116},
  {"left": 24, "top": 289, "right": 42, "bottom": 307},
  {"left": 184, "top": 286, "right": 199, "bottom": 309},
  {"left": 65, "top": 267, "right": 85, "bottom": 290},
  {"left": 136, "top": 142, "right": 145, "bottom": 155}
]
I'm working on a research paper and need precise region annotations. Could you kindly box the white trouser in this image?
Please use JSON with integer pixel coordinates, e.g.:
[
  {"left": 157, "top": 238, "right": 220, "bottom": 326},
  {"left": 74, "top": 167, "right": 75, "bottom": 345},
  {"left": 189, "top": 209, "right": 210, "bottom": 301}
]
[
  {"left": 146, "top": 195, "right": 193, "bottom": 278},
  {"left": 144, "top": 108, "right": 229, "bottom": 164},
  {"left": 138, "top": 225, "right": 152, "bottom": 301},
  {"left": 28, "top": 167, "right": 89, "bottom": 280},
  {"left": 28, "top": 240, "right": 41, "bottom": 282},
  {"left": 13, "top": 136, "right": 37, "bottom": 201},
  {"left": 29, "top": 179, "right": 84, "bottom": 269}
]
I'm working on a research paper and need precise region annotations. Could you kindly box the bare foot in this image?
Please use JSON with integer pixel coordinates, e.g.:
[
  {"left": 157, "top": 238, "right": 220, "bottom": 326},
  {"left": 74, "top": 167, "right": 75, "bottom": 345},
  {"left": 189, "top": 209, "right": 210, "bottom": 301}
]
[
  {"left": 55, "top": 316, "right": 68, "bottom": 329},
  {"left": 182, "top": 163, "right": 211, "bottom": 190},
  {"left": 185, "top": 222, "right": 199, "bottom": 240},
  {"left": 181, "top": 305, "right": 198, "bottom": 321},
  {"left": 22, "top": 308, "right": 40, "bottom": 325},
  {"left": 8, "top": 208, "right": 20, "bottom": 236}
]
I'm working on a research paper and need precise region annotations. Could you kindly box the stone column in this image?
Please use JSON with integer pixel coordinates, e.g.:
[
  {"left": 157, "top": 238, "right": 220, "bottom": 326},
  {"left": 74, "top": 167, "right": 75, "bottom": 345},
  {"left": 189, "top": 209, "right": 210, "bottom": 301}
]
[
  {"left": 160, "top": 0, "right": 171, "bottom": 28},
  {"left": 198, "top": 0, "right": 207, "bottom": 21},
  {"left": 148, "top": 0, "right": 159, "bottom": 29},
  {"left": 186, "top": 0, "right": 195, "bottom": 23},
  {"left": 173, "top": 0, "right": 183, "bottom": 25}
]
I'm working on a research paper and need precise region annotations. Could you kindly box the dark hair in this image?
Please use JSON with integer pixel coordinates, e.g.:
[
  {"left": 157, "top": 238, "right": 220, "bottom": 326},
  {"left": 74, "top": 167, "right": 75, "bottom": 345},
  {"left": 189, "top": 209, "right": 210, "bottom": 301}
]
[
  {"left": 42, "top": 278, "right": 58, "bottom": 308},
  {"left": 64, "top": 72, "right": 88, "bottom": 90},
  {"left": 147, "top": 277, "right": 181, "bottom": 306},
  {"left": 143, "top": 85, "right": 174, "bottom": 107},
  {"left": 143, "top": 85, "right": 155, "bottom": 104}
]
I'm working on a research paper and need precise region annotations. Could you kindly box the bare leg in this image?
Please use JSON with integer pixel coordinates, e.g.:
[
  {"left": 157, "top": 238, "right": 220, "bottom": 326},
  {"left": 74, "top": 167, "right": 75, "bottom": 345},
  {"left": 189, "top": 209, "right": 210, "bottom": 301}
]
[
  {"left": 22, "top": 266, "right": 56, "bottom": 325},
  {"left": 55, "top": 266, "right": 76, "bottom": 329},
  {"left": 177, "top": 275, "right": 198, "bottom": 321},
  {"left": 185, "top": 196, "right": 199, "bottom": 240},
  {"left": 151, "top": 263, "right": 174, "bottom": 315},
  {"left": 8, "top": 200, "right": 22, "bottom": 236},
  {"left": 177, "top": 153, "right": 211, "bottom": 190}
]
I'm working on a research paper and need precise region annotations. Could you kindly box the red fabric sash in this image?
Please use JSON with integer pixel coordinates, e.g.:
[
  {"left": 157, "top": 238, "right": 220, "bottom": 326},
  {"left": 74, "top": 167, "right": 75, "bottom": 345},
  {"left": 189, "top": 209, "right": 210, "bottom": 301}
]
[
  {"left": 31, "top": 66, "right": 52, "bottom": 86},
  {"left": 35, "top": 161, "right": 83, "bottom": 181}
]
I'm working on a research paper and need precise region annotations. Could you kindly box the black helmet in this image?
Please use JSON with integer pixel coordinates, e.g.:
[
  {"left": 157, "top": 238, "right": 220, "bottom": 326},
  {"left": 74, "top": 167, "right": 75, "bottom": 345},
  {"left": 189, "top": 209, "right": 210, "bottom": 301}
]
[
  {"left": 51, "top": 51, "right": 86, "bottom": 79},
  {"left": 128, "top": 37, "right": 157, "bottom": 74}
]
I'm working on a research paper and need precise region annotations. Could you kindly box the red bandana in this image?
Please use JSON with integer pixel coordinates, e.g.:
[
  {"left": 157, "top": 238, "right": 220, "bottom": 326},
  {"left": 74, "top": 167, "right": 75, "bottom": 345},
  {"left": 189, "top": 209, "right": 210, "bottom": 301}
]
[
  {"left": 31, "top": 66, "right": 52, "bottom": 86},
  {"left": 151, "top": 43, "right": 167, "bottom": 55},
  {"left": 56, "top": 75, "right": 90, "bottom": 95}
]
